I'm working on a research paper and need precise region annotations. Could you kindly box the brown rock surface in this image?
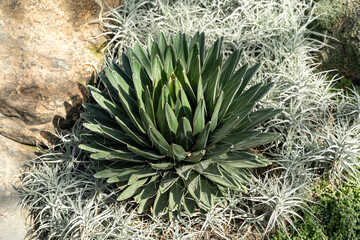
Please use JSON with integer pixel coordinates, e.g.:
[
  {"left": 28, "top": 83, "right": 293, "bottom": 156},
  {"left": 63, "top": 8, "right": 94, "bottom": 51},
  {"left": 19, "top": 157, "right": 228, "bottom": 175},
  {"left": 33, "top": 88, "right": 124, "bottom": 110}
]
[
  {"left": 0, "top": 134, "right": 36, "bottom": 240},
  {"left": 0, "top": 0, "right": 103, "bottom": 145}
]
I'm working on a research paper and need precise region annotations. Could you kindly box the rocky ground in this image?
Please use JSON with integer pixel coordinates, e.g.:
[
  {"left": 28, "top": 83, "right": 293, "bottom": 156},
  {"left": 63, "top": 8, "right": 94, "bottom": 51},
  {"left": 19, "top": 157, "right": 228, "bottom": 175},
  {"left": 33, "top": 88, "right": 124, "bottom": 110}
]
[
  {"left": 0, "top": 0, "right": 115, "bottom": 239},
  {"left": 0, "top": 0, "right": 102, "bottom": 146},
  {"left": 0, "top": 135, "right": 36, "bottom": 240}
]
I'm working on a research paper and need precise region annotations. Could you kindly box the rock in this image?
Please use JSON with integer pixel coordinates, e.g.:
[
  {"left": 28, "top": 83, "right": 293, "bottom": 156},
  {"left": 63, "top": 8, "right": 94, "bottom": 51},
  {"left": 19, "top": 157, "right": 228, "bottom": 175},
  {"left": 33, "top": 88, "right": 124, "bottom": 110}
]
[
  {"left": 103, "top": 0, "right": 122, "bottom": 8},
  {"left": 0, "top": 134, "right": 36, "bottom": 240},
  {"left": 0, "top": 0, "right": 104, "bottom": 145}
]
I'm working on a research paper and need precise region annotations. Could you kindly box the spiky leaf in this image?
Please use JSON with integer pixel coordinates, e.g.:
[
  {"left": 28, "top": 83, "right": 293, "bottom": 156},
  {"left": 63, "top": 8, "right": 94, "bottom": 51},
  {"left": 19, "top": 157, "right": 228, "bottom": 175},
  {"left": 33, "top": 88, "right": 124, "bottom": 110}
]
[{"left": 81, "top": 32, "right": 279, "bottom": 216}]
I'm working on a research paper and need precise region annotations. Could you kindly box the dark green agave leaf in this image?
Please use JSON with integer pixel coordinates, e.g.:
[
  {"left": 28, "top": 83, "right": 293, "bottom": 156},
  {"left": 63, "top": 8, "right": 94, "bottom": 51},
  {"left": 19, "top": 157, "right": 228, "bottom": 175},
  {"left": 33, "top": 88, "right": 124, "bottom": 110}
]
[{"left": 80, "top": 32, "right": 279, "bottom": 216}]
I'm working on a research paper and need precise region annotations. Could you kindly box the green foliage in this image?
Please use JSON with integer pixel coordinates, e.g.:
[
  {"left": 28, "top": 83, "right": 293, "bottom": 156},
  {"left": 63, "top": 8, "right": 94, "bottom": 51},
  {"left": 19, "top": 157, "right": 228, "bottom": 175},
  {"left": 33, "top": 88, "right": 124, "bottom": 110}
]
[
  {"left": 314, "top": 0, "right": 360, "bottom": 83},
  {"left": 80, "top": 32, "right": 279, "bottom": 216},
  {"left": 329, "top": 73, "right": 360, "bottom": 93},
  {"left": 17, "top": 1, "right": 360, "bottom": 239},
  {"left": 270, "top": 182, "right": 360, "bottom": 240}
]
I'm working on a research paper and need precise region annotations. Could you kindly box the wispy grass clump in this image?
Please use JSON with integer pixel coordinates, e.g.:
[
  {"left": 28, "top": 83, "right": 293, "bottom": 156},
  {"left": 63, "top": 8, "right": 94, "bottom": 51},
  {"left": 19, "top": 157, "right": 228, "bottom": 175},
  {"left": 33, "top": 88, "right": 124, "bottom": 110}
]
[
  {"left": 18, "top": 0, "right": 360, "bottom": 239},
  {"left": 18, "top": 121, "right": 268, "bottom": 240},
  {"left": 17, "top": 122, "right": 155, "bottom": 240},
  {"left": 16, "top": 123, "right": 310, "bottom": 239}
]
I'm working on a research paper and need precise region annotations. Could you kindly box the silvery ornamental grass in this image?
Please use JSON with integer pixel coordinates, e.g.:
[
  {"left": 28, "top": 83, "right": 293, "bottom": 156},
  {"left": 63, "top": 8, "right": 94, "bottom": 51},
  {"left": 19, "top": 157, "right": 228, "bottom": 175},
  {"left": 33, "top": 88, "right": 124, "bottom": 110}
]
[{"left": 17, "top": 0, "right": 360, "bottom": 239}]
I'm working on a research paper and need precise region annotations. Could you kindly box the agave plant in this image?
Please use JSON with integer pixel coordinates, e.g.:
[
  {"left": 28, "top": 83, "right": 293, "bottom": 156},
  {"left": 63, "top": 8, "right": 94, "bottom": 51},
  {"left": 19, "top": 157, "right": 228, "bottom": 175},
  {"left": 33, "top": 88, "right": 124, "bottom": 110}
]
[{"left": 80, "top": 32, "right": 280, "bottom": 216}]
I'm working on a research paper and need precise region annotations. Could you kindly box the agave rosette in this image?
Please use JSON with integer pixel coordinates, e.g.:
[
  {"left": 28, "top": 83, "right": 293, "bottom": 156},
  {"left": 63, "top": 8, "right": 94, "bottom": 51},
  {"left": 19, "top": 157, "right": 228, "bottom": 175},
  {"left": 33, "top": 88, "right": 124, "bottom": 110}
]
[{"left": 80, "top": 32, "right": 280, "bottom": 216}]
